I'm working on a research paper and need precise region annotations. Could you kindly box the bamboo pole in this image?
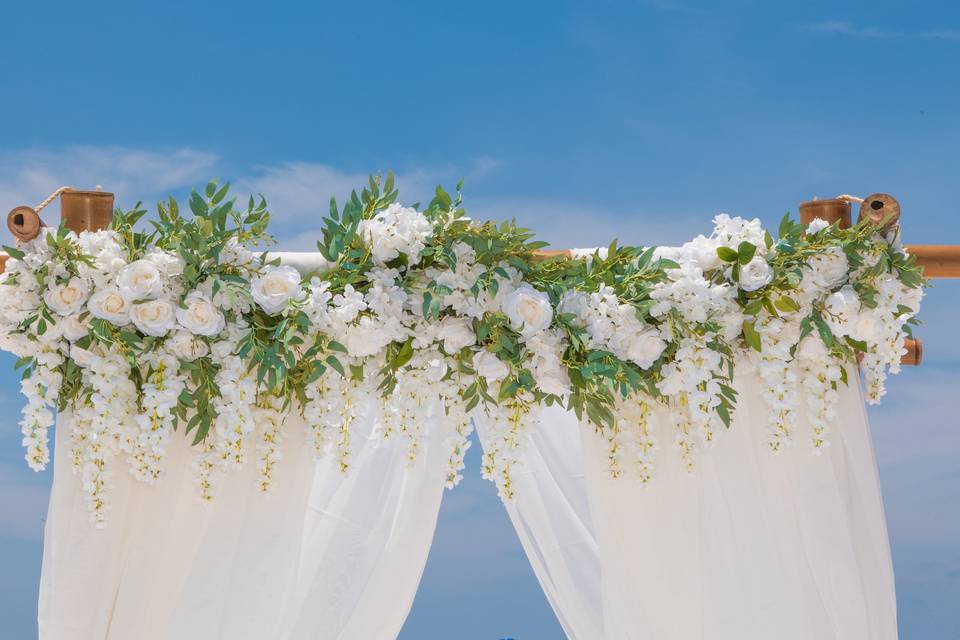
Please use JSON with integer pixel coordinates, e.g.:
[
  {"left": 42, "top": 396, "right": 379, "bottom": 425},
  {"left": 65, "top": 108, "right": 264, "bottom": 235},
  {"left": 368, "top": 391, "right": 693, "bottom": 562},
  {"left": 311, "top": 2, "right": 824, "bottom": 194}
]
[{"left": 530, "top": 246, "right": 960, "bottom": 278}]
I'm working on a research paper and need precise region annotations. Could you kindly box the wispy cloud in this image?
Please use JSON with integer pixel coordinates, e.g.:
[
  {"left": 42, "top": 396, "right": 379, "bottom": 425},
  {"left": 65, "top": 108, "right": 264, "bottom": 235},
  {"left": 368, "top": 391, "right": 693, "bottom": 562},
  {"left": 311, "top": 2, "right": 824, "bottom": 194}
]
[
  {"left": 236, "top": 157, "right": 502, "bottom": 249},
  {"left": 0, "top": 146, "right": 219, "bottom": 214},
  {"left": 806, "top": 21, "right": 960, "bottom": 41}
]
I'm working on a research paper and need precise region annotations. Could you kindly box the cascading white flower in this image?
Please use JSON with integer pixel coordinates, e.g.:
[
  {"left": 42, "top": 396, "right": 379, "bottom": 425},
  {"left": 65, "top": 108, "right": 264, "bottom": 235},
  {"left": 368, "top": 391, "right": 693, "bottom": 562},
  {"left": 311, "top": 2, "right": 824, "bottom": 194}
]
[
  {"left": 130, "top": 346, "right": 186, "bottom": 483},
  {"left": 253, "top": 395, "right": 287, "bottom": 492},
  {"left": 251, "top": 265, "right": 301, "bottom": 314}
]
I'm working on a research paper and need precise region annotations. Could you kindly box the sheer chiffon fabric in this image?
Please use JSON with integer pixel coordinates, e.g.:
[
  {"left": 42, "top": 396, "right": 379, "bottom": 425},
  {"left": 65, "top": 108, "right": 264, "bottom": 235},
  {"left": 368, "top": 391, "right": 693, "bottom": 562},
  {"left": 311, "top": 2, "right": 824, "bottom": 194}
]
[
  {"left": 511, "top": 371, "right": 898, "bottom": 639},
  {"left": 38, "top": 402, "right": 449, "bottom": 640}
]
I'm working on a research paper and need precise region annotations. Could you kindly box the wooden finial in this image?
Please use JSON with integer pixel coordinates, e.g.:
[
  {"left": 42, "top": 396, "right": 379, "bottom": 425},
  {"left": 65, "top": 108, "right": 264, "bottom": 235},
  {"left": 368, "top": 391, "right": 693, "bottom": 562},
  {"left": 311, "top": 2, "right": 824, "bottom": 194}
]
[
  {"left": 857, "top": 193, "right": 900, "bottom": 230},
  {"left": 7, "top": 206, "right": 45, "bottom": 242}
]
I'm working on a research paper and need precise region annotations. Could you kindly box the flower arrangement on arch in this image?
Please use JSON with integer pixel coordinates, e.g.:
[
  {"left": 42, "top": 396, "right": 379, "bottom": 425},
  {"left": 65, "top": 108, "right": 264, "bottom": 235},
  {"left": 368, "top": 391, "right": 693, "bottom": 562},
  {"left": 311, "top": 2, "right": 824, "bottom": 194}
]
[{"left": 0, "top": 174, "right": 924, "bottom": 525}]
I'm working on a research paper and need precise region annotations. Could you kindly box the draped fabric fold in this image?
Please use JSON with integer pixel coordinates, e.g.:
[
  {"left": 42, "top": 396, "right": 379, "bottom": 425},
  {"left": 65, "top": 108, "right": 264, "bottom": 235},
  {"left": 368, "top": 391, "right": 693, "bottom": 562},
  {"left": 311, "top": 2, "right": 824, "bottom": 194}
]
[
  {"left": 38, "top": 405, "right": 449, "bottom": 640},
  {"left": 499, "top": 372, "right": 897, "bottom": 640}
]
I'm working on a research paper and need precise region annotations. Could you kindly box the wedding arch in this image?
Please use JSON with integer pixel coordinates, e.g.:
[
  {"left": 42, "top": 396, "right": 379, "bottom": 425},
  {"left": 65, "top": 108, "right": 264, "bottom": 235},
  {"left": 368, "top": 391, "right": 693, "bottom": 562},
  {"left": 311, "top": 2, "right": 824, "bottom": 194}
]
[{"left": 1, "top": 178, "right": 956, "bottom": 639}]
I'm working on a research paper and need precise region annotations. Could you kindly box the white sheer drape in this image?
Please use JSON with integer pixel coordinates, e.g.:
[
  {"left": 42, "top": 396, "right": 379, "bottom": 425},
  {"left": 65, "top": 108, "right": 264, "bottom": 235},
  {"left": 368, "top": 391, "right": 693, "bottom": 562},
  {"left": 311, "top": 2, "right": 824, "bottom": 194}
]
[
  {"left": 500, "top": 371, "right": 898, "bottom": 639},
  {"left": 38, "top": 402, "right": 449, "bottom": 640}
]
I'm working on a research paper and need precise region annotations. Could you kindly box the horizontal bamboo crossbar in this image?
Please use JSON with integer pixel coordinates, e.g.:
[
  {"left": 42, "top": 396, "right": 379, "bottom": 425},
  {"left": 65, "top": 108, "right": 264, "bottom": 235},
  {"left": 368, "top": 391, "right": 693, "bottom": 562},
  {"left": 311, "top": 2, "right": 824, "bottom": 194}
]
[{"left": 532, "top": 245, "right": 960, "bottom": 278}]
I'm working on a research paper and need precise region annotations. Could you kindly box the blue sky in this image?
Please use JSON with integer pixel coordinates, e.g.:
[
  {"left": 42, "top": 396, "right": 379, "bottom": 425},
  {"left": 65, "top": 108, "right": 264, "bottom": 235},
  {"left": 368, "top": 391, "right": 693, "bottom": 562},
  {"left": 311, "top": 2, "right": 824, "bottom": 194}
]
[{"left": 1, "top": 0, "right": 959, "bottom": 638}]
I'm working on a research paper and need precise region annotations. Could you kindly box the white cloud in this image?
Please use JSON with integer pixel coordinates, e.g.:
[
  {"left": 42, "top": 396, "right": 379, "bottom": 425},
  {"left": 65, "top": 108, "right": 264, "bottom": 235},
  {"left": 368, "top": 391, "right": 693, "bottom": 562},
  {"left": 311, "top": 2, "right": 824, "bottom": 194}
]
[
  {"left": 470, "top": 196, "right": 707, "bottom": 250},
  {"left": 236, "top": 157, "right": 503, "bottom": 247},
  {"left": 806, "top": 22, "right": 960, "bottom": 41},
  {"left": 0, "top": 146, "right": 219, "bottom": 215}
]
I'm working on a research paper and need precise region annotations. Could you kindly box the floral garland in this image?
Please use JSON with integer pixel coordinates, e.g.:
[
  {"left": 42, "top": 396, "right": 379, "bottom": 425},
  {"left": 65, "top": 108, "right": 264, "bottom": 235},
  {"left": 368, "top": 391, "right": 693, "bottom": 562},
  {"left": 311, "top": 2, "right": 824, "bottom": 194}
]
[{"left": 0, "top": 176, "right": 924, "bottom": 526}]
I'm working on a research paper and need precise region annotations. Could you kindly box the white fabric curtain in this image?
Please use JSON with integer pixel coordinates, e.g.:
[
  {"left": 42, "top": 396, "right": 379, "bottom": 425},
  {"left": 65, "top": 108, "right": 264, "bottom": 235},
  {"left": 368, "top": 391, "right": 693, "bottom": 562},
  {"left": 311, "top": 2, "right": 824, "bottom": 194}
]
[
  {"left": 38, "top": 401, "right": 449, "bottom": 640},
  {"left": 502, "top": 370, "right": 898, "bottom": 640}
]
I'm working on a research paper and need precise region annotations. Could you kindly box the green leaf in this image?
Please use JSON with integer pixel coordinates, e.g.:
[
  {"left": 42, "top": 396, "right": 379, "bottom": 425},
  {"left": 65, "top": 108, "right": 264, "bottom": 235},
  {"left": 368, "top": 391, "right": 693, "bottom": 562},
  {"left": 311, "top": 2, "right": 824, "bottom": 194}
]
[
  {"left": 717, "top": 246, "right": 739, "bottom": 262},
  {"left": 326, "top": 355, "right": 346, "bottom": 377},
  {"left": 737, "top": 241, "right": 757, "bottom": 265},
  {"left": 773, "top": 296, "right": 800, "bottom": 313},
  {"left": 742, "top": 321, "right": 762, "bottom": 352}
]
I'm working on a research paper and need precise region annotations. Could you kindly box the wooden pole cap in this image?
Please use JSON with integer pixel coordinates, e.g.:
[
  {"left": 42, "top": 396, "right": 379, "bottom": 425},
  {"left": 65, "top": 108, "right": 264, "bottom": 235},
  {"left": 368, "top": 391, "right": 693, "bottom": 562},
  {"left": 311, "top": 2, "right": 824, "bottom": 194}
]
[
  {"left": 798, "top": 197, "right": 851, "bottom": 229},
  {"left": 858, "top": 193, "right": 900, "bottom": 230},
  {"left": 7, "top": 206, "right": 44, "bottom": 242},
  {"left": 60, "top": 190, "right": 115, "bottom": 234}
]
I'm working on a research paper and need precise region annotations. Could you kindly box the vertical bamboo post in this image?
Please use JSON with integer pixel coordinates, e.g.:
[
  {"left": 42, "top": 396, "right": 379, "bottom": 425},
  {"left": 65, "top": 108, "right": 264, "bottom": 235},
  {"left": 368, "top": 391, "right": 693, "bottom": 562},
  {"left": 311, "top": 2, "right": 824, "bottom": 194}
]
[{"left": 59, "top": 190, "right": 114, "bottom": 233}]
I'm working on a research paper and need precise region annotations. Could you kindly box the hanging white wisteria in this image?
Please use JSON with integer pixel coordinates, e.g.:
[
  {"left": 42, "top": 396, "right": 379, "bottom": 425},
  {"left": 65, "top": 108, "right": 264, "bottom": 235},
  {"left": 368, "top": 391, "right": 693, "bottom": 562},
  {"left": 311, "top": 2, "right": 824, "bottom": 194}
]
[{"left": 0, "top": 175, "right": 924, "bottom": 526}]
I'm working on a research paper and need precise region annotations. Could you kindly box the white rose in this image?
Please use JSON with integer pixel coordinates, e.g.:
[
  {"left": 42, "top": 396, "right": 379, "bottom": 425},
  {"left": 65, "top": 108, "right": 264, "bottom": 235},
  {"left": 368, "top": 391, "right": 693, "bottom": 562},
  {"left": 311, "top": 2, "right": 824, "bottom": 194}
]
[
  {"left": 130, "top": 299, "right": 176, "bottom": 337},
  {"left": 537, "top": 367, "right": 571, "bottom": 397},
  {"left": 44, "top": 277, "right": 89, "bottom": 316},
  {"left": 70, "top": 344, "right": 98, "bottom": 369},
  {"left": 738, "top": 255, "right": 773, "bottom": 292},
  {"left": 251, "top": 265, "right": 301, "bottom": 314},
  {"left": 87, "top": 286, "right": 132, "bottom": 324},
  {"left": 168, "top": 331, "right": 209, "bottom": 361},
  {"left": 61, "top": 314, "right": 89, "bottom": 341},
  {"left": 807, "top": 246, "right": 849, "bottom": 290},
  {"left": 437, "top": 316, "right": 475, "bottom": 353},
  {"left": 627, "top": 327, "right": 667, "bottom": 369},
  {"left": 145, "top": 248, "right": 184, "bottom": 277},
  {"left": 806, "top": 217, "right": 830, "bottom": 234},
  {"left": 176, "top": 290, "right": 225, "bottom": 336},
  {"left": 474, "top": 350, "right": 509, "bottom": 383},
  {"left": 680, "top": 235, "right": 721, "bottom": 271},
  {"left": 501, "top": 285, "right": 553, "bottom": 337},
  {"left": 117, "top": 259, "right": 164, "bottom": 300}
]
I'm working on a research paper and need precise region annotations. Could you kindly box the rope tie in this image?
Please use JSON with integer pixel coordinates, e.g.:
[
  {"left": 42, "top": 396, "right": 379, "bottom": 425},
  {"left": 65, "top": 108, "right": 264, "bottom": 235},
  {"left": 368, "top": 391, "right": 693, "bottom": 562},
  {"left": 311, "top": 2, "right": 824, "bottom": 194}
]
[
  {"left": 836, "top": 194, "right": 865, "bottom": 204},
  {"left": 34, "top": 186, "right": 74, "bottom": 213}
]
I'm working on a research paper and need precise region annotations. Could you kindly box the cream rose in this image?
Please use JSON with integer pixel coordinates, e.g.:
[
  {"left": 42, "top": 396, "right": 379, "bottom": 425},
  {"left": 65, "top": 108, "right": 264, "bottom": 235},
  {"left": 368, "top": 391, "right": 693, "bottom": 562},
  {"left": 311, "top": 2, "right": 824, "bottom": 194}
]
[
  {"left": 437, "top": 316, "right": 475, "bottom": 354},
  {"left": 176, "top": 290, "right": 225, "bottom": 336},
  {"left": 168, "top": 331, "right": 209, "bottom": 361},
  {"left": 88, "top": 286, "right": 132, "bottom": 324},
  {"left": 251, "top": 265, "right": 301, "bottom": 314},
  {"left": 501, "top": 285, "right": 553, "bottom": 337},
  {"left": 44, "top": 277, "right": 89, "bottom": 316},
  {"left": 117, "top": 259, "right": 164, "bottom": 300},
  {"left": 130, "top": 299, "right": 176, "bottom": 337},
  {"left": 61, "top": 314, "right": 89, "bottom": 341},
  {"left": 627, "top": 327, "right": 667, "bottom": 369},
  {"left": 738, "top": 255, "right": 773, "bottom": 292},
  {"left": 474, "top": 350, "right": 509, "bottom": 383}
]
